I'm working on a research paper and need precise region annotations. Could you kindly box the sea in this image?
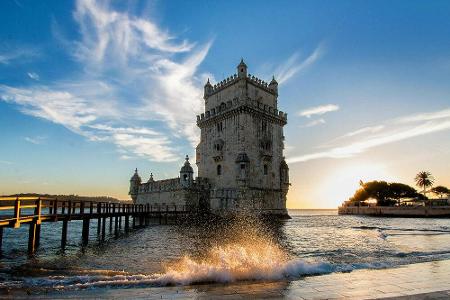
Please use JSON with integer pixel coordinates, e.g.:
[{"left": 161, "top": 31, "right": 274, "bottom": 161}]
[{"left": 1, "top": 209, "right": 450, "bottom": 295}]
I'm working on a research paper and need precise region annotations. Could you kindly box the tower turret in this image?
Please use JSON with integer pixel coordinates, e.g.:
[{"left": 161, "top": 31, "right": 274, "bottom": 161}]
[
  {"left": 204, "top": 78, "right": 213, "bottom": 99},
  {"left": 129, "top": 168, "right": 141, "bottom": 202},
  {"left": 180, "top": 155, "right": 194, "bottom": 188},
  {"left": 269, "top": 75, "right": 278, "bottom": 94},
  {"left": 237, "top": 58, "right": 247, "bottom": 78}
]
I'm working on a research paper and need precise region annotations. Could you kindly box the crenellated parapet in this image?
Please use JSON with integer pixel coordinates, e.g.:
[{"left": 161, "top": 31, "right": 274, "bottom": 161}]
[
  {"left": 139, "top": 178, "right": 181, "bottom": 193},
  {"left": 246, "top": 73, "right": 277, "bottom": 95},
  {"left": 205, "top": 73, "right": 278, "bottom": 98},
  {"left": 138, "top": 176, "right": 209, "bottom": 193},
  {"left": 196, "top": 96, "right": 287, "bottom": 127}
]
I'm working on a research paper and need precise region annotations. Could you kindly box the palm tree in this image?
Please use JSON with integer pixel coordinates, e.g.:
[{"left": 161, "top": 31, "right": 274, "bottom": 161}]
[{"left": 415, "top": 171, "right": 435, "bottom": 197}]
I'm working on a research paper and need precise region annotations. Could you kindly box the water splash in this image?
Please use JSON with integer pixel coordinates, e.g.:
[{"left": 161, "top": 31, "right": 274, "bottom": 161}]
[{"left": 155, "top": 242, "right": 332, "bottom": 285}]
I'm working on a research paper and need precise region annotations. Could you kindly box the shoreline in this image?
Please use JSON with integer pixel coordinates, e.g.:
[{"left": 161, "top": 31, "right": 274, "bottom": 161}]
[
  {"left": 5, "top": 259, "right": 450, "bottom": 299},
  {"left": 338, "top": 205, "right": 450, "bottom": 218}
]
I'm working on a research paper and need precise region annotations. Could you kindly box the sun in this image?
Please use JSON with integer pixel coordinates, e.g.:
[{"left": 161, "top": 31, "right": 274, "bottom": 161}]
[{"left": 318, "top": 162, "right": 396, "bottom": 208}]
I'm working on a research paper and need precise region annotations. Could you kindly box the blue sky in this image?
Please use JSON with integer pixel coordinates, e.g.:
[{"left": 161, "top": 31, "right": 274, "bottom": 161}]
[{"left": 1, "top": 0, "right": 449, "bottom": 208}]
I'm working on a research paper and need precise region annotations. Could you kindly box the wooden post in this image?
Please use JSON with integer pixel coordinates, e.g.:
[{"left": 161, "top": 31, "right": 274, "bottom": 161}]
[
  {"left": 68, "top": 201, "right": 72, "bottom": 219},
  {"left": 114, "top": 215, "right": 118, "bottom": 236},
  {"left": 28, "top": 222, "right": 38, "bottom": 254},
  {"left": 125, "top": 215, "right": 129, "bottom": 231},
  {"left": 61, "top": 219, "right": 68, "bottom": 250},
  {"left": 118, "top": 204, "right": 122, "bottom": 229},
  {"left": 53, "top": 199, "right": 58, "bottom": 217},
  {"left": 13, "top": 197, "right": 21, "bottom": 228},
  {"left": 35, "top": 224, "right": 41, "bottom": 248},
  {"left": 0, "top": 227, "right": 3, "bottom": 254},
  {"left": 109, "top": 203, "right": 113, "bottom": 232},
  {"left": 35, "top": 198, "right": 42, "bottom": 225},
  {"left": 101, "top": 217, "right": 106, "bottom": 240},
  {"left": 97, "top": 203, "right": 101, "bottom": 235},
  {"left": 82, "top": 218, "right": 90, "bottom": 246}
]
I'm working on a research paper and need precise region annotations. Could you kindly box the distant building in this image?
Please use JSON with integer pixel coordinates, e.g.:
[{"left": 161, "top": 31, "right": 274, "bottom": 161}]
[{"left": 129, "top": 60, "right": 290, "bottom": 217}]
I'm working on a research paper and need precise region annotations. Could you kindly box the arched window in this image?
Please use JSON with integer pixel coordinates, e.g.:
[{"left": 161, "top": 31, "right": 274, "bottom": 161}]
[
  {"left": 264, "top": 164, "right": 268, "bottom": 175},
  {"left": 217, "top": 122, "right": 223, "bottom": 132},
  {"left": 183, "top": 174, "right": 188, "bottom": 181},
  {"left": 217, "top": 164, "right": 222, "bottom": 175}
]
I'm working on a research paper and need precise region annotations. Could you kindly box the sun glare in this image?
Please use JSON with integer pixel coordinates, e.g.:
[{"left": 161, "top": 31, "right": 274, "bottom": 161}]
[{"left": 319, "top": 162, "right": 395, "bottom": 208}]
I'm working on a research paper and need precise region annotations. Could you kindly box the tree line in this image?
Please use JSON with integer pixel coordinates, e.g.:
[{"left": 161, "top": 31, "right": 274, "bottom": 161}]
[{"left": 348, "top": 171, "right": 450, "bottom": 206}]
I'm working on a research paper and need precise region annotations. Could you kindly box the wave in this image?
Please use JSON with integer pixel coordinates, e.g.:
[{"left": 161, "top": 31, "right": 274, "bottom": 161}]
[
  {"left": 16, "top": 243, "right": 337, "bottom": 290},
  {"left": 18, "top": 260, "right": 333, "bottom": 290}
]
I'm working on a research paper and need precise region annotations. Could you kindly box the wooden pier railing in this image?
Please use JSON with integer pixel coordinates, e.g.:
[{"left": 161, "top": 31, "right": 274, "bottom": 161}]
[{"left": 0, "top": 196, "right": 190, "bottom": 254}]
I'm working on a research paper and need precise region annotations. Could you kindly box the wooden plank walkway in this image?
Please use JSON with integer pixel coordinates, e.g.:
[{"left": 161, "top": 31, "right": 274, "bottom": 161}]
[{"left": 0, "top": 196, "right": 190, "bottom": 254}]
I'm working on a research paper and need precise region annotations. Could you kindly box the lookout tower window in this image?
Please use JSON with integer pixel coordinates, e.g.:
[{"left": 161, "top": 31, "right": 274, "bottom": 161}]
[
  {"left": 264, "top": 164, "right": 268, "bottom": 175},
  {"left": 183, "top": 174, "right": 187, "bottom": 181},
  {"left": 241, "top": 68, "right": 244, "bottom": 72},
  {"left": 240, "top": 163, "right": 245, "bottom": 170},
  {"left": 217, "top": 164, "right": 222, "bottom": 175},
  {"left": 262, "top": 120, "right": 267, "bottom": 133}
]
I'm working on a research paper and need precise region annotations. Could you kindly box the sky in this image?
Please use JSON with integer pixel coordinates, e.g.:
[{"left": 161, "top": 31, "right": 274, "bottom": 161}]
[{"left": 0, "top": 0, "right": 449, "bottom": 208}]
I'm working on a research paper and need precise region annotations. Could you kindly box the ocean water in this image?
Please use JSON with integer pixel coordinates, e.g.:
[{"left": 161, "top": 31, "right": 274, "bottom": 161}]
[{"left": 1, "top": 209, "right": 450, "bottom": 293}]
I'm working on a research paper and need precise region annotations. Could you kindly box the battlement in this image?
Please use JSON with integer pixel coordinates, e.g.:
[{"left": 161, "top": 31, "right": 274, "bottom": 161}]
[
  {"left": 139, "top": 177, "right": 209, "bottom": 193},
  {"left": 196, "top": 97, "right": 287, "bottom": 125},
  {"left": 206, "top": 73, "right": 277, "bottom": 98},
  {"left": 246, "top": 73, "right": 277, "bottom": 94}
]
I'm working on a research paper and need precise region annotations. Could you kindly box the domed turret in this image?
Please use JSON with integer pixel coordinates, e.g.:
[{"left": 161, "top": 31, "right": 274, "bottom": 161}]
[
  {"left": 148, "top": 173, "right": 154, "bottom": 182},
  {"left": 204, "top": 78, "right": 213, "bottom": 99},
  {"left": 129, "top": 168, "right": 141, "bottom": 202},
  {"left": 237, "top": 58, "right": 247, "bottom": 78},
  {"left": 180, "top": 155, "right": 194, "bottom": 187},
  {"left": 269, "top": 75, "right": 278, "bottom": 94}
]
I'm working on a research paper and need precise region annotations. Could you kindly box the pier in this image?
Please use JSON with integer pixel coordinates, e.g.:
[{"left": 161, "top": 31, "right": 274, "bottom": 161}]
[{"left": 0, "top": 196, "right": 189, "bottom": 254}]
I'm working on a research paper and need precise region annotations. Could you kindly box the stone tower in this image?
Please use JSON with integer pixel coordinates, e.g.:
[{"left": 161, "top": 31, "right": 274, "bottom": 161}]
[
  {"left": 179, "top": 155, "right": 194, "bottom": 188},
  {"left": 196, "top": 59, "right": 289, "bottom": 217},
  {"left": 129, "top": 168, "right": 141, "bottom": 203}
]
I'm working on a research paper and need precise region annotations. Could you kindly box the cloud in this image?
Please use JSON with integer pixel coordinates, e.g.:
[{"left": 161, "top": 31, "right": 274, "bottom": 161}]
[
  {"left": 302, "top": 118, "right": 326, "bottom": 128},
  {"left": 0, "top": 0, "right": 211, "bottom": 162},
  {"left": 287, "top": 108, "right": 450, "bottom": 164},
  {"left": 396, "top": 108, "right": 450, "bottom": 123},
  {"left": 27, "top": 72, "right": 40, "bottom": 80},
  {"left": 340, "top": 125, "right": 385, "bottom": 138},
  {"left": 298, "top": 104, "right": 339, "bottom": 118},
  {"left": 0, "top": 48, "right": 39, "bottom": 65},
  {"left": 275, "top": 43, "right": 324, "bottom": 84},
  {"left": 24, "top": 136, "right": 46, "bottom": 144},
  {"left": 0, "top": 160, "right": 13, "bottom": 165}
]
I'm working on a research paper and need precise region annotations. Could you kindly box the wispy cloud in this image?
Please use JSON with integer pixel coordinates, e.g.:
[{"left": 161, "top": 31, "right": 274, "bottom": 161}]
[
  {"left": 298, "top": 104, "right": 339, "bottom": 118},
  {"left": 288, "top": 108, "right": 450, "bottom": 164},
  {"left": 27, "top": 72, "right": 40, "bottom": 80},
  {"left": 0, "top": 0, "right": 211, "bottom": 162},
  {"left": 24, "top": 136, "right": 46, "bottom": 145},
  {"left": 302, "top": 118, "right": 326, "bottom": 128},
  {"left": 275, "top": 43, "right": 324, "bottom": 84},
  {"left": 0, "top": 160, "right": 13, "bottom": 165},
  {"left": 0, "top": 48, "right": 39, "bottom": 65}
]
